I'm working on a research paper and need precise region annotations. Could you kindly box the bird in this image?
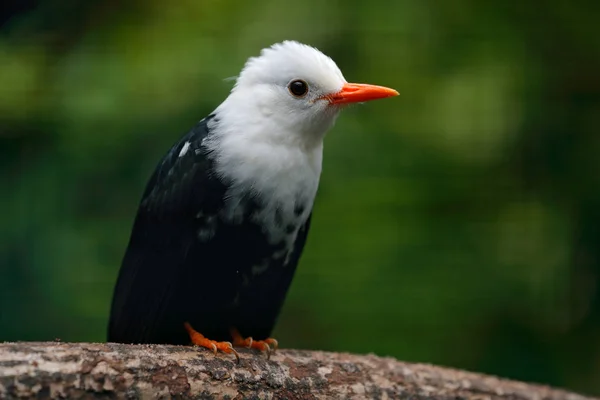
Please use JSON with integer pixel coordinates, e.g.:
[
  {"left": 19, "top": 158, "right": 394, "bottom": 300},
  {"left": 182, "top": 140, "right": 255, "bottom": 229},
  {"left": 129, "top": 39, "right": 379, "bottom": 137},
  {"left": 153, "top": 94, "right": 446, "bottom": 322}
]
[{"left": 107, "top": 40, "right": 398, "bottom": 361}]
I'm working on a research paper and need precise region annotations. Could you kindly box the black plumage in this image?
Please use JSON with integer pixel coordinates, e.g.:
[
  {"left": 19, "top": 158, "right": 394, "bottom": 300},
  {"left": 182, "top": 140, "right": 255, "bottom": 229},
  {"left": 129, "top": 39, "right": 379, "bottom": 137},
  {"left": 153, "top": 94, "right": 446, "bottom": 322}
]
[{"left": 108, "top": 114, "right": 312, "bottom": 345}]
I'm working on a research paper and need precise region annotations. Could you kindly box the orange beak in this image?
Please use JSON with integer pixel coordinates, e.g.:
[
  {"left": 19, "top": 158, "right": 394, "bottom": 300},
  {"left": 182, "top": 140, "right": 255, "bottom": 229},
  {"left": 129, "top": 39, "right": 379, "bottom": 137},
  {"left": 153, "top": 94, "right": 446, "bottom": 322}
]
[{"left": 326, "top": 83, "right": 399, "bottom": 105}]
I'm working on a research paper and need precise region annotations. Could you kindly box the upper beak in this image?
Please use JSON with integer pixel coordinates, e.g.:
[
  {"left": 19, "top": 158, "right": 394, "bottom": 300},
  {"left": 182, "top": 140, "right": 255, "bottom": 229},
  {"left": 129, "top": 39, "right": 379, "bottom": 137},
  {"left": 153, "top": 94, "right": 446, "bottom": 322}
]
[{"left": 326, "top": 83, "right": 399, "bottom": 105}]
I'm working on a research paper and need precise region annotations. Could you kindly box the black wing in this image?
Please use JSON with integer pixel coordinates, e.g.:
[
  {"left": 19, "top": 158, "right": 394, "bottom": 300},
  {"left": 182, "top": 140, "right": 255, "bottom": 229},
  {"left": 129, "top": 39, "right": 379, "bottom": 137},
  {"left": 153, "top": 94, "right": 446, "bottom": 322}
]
[
  {"left": 108, "top": 114, "right": 314, "bottom": 344},
  {"left": 107, "top": 115, "right": 227, "bottom": 344}
]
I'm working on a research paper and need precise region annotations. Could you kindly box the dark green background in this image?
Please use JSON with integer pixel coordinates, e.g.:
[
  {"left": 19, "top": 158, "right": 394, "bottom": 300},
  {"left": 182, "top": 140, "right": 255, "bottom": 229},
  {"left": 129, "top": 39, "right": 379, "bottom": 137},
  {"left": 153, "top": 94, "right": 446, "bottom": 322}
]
[{"left": 2, "top": 0, "right": 599, "bottom": 396}]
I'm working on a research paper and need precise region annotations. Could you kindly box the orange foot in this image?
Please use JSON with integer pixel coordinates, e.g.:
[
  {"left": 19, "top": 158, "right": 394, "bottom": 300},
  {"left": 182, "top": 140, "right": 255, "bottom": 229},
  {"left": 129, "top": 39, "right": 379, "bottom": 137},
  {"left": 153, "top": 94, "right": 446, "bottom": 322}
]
[
  {"left": 231, "top": 328, "right": 279, "bottom": 359},
  {"left": 184, "top": 322, "right": 240, "bottom": 363}
]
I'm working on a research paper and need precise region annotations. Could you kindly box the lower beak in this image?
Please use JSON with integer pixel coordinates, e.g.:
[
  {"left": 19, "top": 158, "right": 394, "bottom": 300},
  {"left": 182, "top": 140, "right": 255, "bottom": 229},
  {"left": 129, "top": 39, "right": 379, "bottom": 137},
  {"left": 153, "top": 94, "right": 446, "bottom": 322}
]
[{"left": 326, "top": 83, "right": 399, "bottom": 105}]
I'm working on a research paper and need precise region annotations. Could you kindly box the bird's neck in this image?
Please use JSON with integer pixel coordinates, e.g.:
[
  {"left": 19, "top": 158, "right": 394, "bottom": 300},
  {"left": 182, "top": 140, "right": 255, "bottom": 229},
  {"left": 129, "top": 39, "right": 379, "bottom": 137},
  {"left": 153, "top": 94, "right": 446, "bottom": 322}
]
[
  {"left": 203, "top": 105, "right": 324, "bottom": 199},
  {"left": 202, "top": 106, "right": 323, "bottom": 243},
  {"left": 206, "top": 95, "right": 325, "bottom": 175}
]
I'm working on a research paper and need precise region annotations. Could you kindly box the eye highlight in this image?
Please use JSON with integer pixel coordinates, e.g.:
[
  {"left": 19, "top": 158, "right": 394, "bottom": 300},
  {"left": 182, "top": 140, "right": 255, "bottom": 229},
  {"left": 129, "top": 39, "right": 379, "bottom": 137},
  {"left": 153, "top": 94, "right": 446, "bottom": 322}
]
[{"left": 288, "top": 80, "right": 308, "bottom": 97}]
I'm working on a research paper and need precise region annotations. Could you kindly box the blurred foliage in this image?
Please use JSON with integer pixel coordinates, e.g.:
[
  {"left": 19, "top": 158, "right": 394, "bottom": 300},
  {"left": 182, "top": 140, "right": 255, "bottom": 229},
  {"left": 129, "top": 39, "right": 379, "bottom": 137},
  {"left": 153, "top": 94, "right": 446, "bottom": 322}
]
[{"left": 1, "top": 0, "right": 600, "bottom": 395}]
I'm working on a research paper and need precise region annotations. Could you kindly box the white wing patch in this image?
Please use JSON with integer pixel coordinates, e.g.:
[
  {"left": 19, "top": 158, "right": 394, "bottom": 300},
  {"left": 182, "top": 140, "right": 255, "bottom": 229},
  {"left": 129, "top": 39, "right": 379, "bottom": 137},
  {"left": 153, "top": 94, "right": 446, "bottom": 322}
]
[{"left": 179, "top": 141, "right": 191, "bottom": 157}]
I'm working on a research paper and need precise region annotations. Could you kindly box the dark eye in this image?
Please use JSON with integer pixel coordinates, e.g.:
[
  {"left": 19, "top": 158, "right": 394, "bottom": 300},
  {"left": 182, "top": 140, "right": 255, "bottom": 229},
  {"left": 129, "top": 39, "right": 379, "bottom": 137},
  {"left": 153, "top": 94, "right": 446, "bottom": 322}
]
[{"left": 288, "top": 79, "right": 308, "bottom": 97}]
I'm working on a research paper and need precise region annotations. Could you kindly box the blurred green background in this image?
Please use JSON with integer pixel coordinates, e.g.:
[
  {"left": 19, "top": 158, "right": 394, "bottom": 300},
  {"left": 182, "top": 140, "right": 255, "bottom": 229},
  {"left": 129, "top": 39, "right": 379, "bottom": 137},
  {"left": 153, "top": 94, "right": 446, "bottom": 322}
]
[{"left": 1, "top": 0, "right": 599, "bottom": 396}]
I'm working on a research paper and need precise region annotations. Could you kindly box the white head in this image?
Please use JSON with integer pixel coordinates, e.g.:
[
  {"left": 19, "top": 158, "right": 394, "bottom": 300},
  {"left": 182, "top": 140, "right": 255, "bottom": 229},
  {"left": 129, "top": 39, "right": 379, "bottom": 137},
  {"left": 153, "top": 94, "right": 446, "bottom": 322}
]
[
  {"left": 213, "top": 41, "right": 398, "bottom": 150},
  {"left": 203, "top": 41, "right": 398, "bottom": 243}
]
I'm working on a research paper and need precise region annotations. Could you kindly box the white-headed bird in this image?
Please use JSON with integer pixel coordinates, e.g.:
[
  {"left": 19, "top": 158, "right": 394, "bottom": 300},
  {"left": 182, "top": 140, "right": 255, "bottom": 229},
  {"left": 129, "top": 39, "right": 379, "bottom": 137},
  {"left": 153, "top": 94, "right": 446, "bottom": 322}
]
[{"left": 108, "top": 41, "right": 398, "bottom": 361}]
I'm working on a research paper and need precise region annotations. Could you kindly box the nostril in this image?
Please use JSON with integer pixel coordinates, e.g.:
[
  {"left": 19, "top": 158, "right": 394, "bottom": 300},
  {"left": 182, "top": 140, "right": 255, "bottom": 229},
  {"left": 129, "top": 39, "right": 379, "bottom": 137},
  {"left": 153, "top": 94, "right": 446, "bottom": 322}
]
[{"left": 344, "top": 85, "right": 361, "bottom": 93}]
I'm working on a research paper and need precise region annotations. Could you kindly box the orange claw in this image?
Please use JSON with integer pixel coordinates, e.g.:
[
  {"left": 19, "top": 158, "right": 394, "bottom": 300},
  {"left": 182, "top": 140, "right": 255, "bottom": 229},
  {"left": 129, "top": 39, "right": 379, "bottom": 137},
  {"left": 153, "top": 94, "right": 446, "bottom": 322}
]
[
  {"left": 230, "top": 328, "right": 279, "bottom": 360},
  {"left": 184, "top": 322, "right": 240, "bottom": 363}
]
